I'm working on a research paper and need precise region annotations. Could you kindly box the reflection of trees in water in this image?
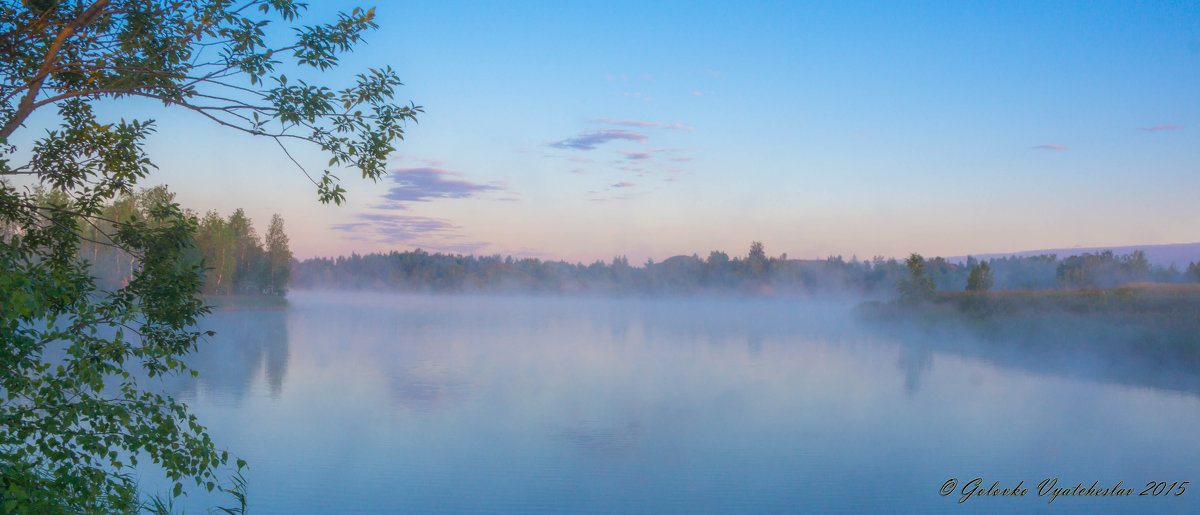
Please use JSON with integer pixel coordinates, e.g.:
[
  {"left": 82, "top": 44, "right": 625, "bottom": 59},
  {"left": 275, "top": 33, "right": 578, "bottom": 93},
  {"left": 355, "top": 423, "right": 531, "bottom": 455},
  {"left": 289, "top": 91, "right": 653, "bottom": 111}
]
[
  {"left": 746, "top": 331, "right": 764, "bottom": 355},
  {"left": 587, "top": 298, "right": 861, "bottom": 350},
  {"left": 166, "top": 307, "right": 290, "bottom": 402},
  {"left": 896, "top": 344, "right": 933, "bottom": 396},
  {"left": 875, "top": 316, "right": 1200, "bottom": 400},
  {"left": 286, "top": 306, "right": 472, "bottom": 412}
]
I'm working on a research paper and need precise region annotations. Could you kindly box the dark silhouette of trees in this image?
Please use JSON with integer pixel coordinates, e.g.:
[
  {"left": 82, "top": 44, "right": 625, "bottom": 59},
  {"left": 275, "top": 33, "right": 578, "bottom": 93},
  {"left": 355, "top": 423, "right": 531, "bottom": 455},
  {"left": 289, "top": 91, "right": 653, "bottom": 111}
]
[
  {"left": 966, "top": 261, "right": 994, "bottom": 291},
  {"left": 896, "top": 253, "right": 936, "bottom": 302},
  {"left": 264, "top": 214, "right": 292, "bottom": 296},
  {"left": 292, "top": 245, "right": 1195, "bottom": 296},
  {"left": 746, "top": 241, "right": 767, "bottom": 278},
  {"left": 1056, "top": 250, "right": 1153, "bottom": 288},
  {"left": 74, "top": 191, "right": 290, "bottom": 296}
]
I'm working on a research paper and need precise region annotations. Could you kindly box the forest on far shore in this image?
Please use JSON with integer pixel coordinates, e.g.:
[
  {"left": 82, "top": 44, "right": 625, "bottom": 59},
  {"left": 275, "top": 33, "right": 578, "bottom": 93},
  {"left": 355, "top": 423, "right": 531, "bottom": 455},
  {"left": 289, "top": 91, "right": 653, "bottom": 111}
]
[
  {"left": 291, "top": 242, "right": 1200, "bottom": 296},
  {"left": 11, "top": 185, "right": 293, "bottom": 296},
  {"left": 15, "top": 185, "right": 1197, "bottom": 298}
]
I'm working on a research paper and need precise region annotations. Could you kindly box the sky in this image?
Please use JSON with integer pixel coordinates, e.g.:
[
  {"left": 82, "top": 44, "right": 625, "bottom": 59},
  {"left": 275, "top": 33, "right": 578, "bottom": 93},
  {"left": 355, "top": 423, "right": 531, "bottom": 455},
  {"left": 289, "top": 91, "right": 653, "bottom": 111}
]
[{"left": 25, "top": 1, "right": 1200, "bottom": 262}]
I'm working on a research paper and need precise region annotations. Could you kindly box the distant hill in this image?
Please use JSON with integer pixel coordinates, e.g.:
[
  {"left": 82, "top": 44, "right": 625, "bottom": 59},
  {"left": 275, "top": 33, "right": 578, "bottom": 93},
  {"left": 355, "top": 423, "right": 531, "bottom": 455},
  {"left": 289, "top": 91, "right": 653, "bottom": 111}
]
[{"left": 949, "top": 242, "right": 1200, "bottom": 267}]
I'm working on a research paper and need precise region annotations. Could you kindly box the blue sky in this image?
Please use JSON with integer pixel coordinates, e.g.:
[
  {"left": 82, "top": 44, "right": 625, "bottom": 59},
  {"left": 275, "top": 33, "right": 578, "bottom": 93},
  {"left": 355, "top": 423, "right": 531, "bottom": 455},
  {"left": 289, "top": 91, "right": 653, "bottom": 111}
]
[{"left": 68, "top": 1, "right": 1200, "bottom": 261}]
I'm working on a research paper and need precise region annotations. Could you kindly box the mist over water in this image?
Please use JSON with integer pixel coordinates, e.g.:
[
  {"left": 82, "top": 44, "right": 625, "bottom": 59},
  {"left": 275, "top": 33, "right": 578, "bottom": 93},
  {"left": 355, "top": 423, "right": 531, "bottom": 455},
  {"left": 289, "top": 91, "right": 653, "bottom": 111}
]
[{"left": 147, "top": 293, "right": 1200, "bottom": 513}]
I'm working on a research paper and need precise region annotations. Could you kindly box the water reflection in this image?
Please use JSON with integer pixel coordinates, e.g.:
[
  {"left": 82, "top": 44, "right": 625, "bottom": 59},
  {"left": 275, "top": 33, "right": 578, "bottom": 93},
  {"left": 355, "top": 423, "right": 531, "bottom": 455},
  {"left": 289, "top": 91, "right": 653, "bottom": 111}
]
[
  {"left": 897, "top": 343, "right": 934, "bottom": 396},
  {"left": 160, "top": 293, "right": 1200, "bottom": 514},
  {"left": 165, "top": 306, "right": 290, "bottom": 403},
  {"left": 873, "top": 313, "right": 1200, "bottom": 400}
]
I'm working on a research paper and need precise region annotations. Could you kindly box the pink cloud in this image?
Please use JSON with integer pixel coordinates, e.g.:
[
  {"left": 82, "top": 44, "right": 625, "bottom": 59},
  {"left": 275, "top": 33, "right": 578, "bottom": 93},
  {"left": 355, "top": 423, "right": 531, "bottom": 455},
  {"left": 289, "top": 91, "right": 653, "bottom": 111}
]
[
  {"left": 1031, "top": 144, "right": 1068, "bottom": 150},
  {"left": 619, "top": 150, "right": 651, "bottom": 160},
  {"left": 691, "top": 91, "right": 704, "bottom": 96},
  {"left": 389, "top": 154, "right": 444, "bottom": 167},
  {"left": 1140, "top": 124, "right": 1183, "bottom": 132},
  {"left": 669, "top": 156, "right": 694, "bottom": 162},
  {"left": 596, "top": 118, "right": 661, "bottom": 128},
  {"left": 612, "top": 181, "right": 636, "bottom": 188},
  {"left": 595, "top": 119, "right": 692, "bottom": 131}
]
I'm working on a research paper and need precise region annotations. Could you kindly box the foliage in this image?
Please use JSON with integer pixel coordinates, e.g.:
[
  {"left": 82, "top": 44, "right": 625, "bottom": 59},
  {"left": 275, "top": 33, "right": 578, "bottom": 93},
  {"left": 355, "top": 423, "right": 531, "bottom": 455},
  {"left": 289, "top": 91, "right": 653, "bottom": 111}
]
[
  {"left": 1, "top": 185, "right": 217, "bottom": 512},
  {"left": 52, "top": 186, "right": 292, "bottom": 295},
  {"left": 965, "top": 261, "right": 993, "bottom": 291},
  {"left": 1, "top": 0, "right": 415, "bottom": 511},
  {"left": 193, "top": 207, "right": 290, "bottom": 296},
  {"left": 746, "top": 241, "right": 767, "bottom": 278},
  {"left": 0, "top": 0, "right": 420, "bottom": 204},
  {"left": 263, "top": 214, "right": 291, "bottom": 296},
  {"left": 1056, "top": 250, "right": 1150, "bottom": 288},
  {"left": 896, "top": 253, "right": 936, "bottom": 302},
  {"left": 292, "top": 244, "right": 900, "bottom": 296},
  {"left": 291, "top": 245, "right": 1198, "bottom": 298}
]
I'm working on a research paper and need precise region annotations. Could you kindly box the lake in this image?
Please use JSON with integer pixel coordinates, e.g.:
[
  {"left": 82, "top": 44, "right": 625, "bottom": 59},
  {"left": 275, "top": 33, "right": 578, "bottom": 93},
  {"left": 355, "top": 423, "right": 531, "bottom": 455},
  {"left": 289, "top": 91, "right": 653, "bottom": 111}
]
[{"left": 144, "top": 292, "right": 1200, "bottom": 513}]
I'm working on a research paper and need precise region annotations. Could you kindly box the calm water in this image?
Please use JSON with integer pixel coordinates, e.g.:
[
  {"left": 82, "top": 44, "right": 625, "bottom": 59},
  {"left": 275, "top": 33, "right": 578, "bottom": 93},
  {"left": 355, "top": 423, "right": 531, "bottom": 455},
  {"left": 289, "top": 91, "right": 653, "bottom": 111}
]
[{"left": 143, "top": 293, "right": 1200, "bottom": 513}]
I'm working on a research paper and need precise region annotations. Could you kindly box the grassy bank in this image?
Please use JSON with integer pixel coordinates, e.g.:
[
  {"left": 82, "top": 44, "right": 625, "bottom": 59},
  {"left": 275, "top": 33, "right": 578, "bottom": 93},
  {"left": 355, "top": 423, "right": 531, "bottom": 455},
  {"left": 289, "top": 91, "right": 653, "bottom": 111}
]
[
  {"left": 930, "top": 283, "right": 1200, "bottom": 316},
  {"left": 858, "top": 283, "right": 1200, "bottom": 363}
]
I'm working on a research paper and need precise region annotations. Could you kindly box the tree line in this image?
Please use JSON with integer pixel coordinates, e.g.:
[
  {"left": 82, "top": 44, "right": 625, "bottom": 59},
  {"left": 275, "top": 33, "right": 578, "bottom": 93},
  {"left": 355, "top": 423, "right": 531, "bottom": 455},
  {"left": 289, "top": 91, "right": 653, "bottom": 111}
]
[
  {"left": 195, "top": 207, "right": 292, "bottom": 296},
  {"left": 291, "top": 242, "right": 1200, "bottom": 296},
  {"left": 13, "top": 184, "right": 292, "bottom": 296}
]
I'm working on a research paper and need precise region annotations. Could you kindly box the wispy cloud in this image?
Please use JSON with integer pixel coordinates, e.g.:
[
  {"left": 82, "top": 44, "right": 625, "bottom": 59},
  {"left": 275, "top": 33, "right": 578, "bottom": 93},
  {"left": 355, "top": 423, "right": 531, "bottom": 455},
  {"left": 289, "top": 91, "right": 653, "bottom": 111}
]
[
  {"left": 1140, "top": 124, "right": 1183, "bottom": 132},
  {"left": 548, "top": 129, "right": 647, "bottom": 150},
  {"left": 619, "top": 150, "right": 651, "bottom": 160},
  {"left": 330, "top": 222, "right": 371, "bottom": 232},
  {"left": 336, "top": 212, "right": 459, "bottom": 243},
  {"left": 669, "top": 156, "right": 694, "bottom": 162},
  {"left": 380, "top": 168, "right": 501, "bottom": 207},
  {"left": 389, "top": 154, "right": 444, "bottom": 167},
  {"left": 331, "top": 212, "right": 490, "bottom": 254},
  {"left": 587, "top": 181, "right": 640, "bottom": 202},
  {"left": 594, "top": 118, "right": 693, "bottom": 131},
  {"left": 596, "top": 118, "right": 660, "bottom": 128},
  {"left": 1031, "top": 144, "right": 1068, "bottom": 150}
]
